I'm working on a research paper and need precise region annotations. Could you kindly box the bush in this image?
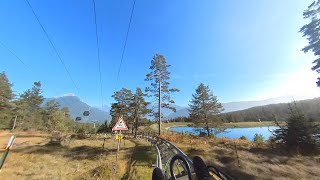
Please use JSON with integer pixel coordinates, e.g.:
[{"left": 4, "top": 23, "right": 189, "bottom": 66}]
[
  {"left": 273, "top": 104, "right": 320, "bottom": 153},
  {"left": 253, "top": 133, "right": 264, "bottom": 144},
  {"left": 239, "top": 136, "right": 247, "bottom": 140}
]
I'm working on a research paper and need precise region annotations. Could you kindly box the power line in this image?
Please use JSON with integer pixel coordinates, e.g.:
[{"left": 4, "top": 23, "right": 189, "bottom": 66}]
[
  {"left": 92, "top": 0, "right": 104, "bottom": 108},
  {"left": 25, "top": 0, "right": 79, "bottom": 94},
  {"left": 116, "top": 0, "right": 136, "bottom": 85},
  {"left": 0, "top": 41, "right": 81, "bottom": 118},
  {"left": 0, "top": 41, "right": 25, "bottom": 65}
]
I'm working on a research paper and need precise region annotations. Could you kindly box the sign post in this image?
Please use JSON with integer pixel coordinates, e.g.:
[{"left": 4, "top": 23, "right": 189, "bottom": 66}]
[{"left": 112, "top": 116, "right": 128, "bottom": 160}]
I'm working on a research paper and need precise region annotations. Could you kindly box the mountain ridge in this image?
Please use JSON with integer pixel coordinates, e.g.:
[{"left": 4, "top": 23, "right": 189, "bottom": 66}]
[{"left": 43, "top": 95, "right": 317, "bottom": 122}]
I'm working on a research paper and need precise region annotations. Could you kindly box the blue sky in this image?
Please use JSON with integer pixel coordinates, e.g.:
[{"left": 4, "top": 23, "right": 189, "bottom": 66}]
[{"left": 1, "top": 0, "right": 319, "bottom": 107}]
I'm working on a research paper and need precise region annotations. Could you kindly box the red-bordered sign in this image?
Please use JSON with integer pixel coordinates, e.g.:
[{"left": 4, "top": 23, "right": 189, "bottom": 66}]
[{"left": 112, "top": 116, "right": 128, "bottom": 131}]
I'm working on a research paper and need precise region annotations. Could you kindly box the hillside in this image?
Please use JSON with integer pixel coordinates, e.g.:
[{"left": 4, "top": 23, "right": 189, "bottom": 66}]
[
  {"left": 221, "top": 97, "right": 320, "bottom": 122},
  {"left": 43, "top": 95, "right": 110, "bottom": 123},
  {"left": 165, "top": 96, "right": 309, "bottom": 119}
]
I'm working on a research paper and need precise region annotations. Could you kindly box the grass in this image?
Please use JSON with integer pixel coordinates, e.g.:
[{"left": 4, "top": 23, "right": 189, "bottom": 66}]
[
  {"left": 160, "top": 134, "right": 320, "bottom": 179},
  {"left": 0, "top": 130, "right": 154, "bottom": 180},
  {"left": 2, "top": 130, "right": 319, "bottom": 179}
]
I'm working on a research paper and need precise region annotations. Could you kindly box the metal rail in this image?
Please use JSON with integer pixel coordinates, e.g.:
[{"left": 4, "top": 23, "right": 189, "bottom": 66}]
[{"left": 142, "top": 134, "right": 194, "bottom": 179}]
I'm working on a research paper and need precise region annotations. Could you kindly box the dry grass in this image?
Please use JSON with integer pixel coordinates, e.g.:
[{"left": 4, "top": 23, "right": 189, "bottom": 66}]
[
  {"left": 2, "top": 130, "right": 319, "bottom": 179},
  {"left": 160, "top": 134, "right": 320, "bottom": 180},
  {"left": 0, "top": 131, "right": 154, "bottom": 180}
]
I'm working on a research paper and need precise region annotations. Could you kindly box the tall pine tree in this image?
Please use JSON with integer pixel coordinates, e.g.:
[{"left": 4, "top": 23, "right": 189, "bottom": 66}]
[
  {"left": 189, "top": 83, "right": 223, "bottom": 136},
  {"left": 145, "top": 54, "right": 179, "bottom": 135},
  {"left": 129, "top": 87, "right": 151, "bottom": 136},
  {"left": 0, "top": 72, "right": 15, "bottom": 129},
  {"left": 18, "top": 82, "right": 44, "bottom": 129},
  {"left": 110, "top": 88, "right": 133, "bottom": 127}
]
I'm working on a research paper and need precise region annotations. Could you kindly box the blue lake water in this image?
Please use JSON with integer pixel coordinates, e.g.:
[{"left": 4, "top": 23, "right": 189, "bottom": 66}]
[{"left": 169, "top": 126, "right": 278, "bottom": 141}]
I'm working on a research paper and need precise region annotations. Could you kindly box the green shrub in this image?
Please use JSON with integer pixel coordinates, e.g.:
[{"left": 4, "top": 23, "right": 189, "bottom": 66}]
[
  {"left": 239, "top": 136, "right": 247, "bottom": 140},
  {"left": 253, "top": 133, "right": 264, "bottom": 144}
]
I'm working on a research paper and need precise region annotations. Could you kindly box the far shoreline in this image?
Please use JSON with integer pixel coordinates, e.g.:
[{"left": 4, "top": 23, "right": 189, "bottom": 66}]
[{"left": 163, "top": 121, "right": 277, "bottom": 131}]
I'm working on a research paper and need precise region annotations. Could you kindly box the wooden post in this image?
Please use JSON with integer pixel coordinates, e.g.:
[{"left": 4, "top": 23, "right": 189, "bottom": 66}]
[
  {"left": 99, "top": 137, "right": 106, "bottom": 165},
  {"left": 116, "top": 130, "right": 122, "bottom": 161},
  {"left": 234, "top": 141, "right": 240, "bottom": 167},
  {"left": 116, "top": 138, "right": 120, "bottom": 160}
]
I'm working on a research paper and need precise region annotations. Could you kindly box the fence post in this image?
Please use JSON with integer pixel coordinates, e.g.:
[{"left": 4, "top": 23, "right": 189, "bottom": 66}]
[{"left": 234, "top": 141, "right": 240, "bottom": 167}]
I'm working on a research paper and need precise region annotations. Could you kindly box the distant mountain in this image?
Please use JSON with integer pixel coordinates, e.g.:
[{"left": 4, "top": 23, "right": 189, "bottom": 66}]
[
  {"left": 147, "top": 104, "right": 184, "bottom": 120},
  {"left": 222, "top": 96, "right": 305, "bottom": 113},
  {"left": 43, "top": 95, "right": 110, "bottom": 124},
  {"left": 165, "top": 96, "right": 316, "bottom": 119}
]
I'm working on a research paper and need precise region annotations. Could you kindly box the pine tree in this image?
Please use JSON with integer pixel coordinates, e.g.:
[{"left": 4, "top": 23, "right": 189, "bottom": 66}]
[
  {"left": 18, "top": 81, "right": 44, "bottom": 129},
  {"left": 129, "top": 87, "right": 151, "bottom": 136},
  {"left": 42, "top": 100, "right": 60, "bottom": 131},
  {"left": 189, "top": 83, "right": 224, "bottom": 136},
  {"left": 145, "top": 54, "right": 179, "bottom": 135},
  {"left": 300, "top": 0, "right": 320, "bottom": 86},
  {"left": 110, "top": 88, "right": 133, "bottom": 127},
  {"left": 273, "top": 103, "right": 320, "bottom": 153},
  {"left": 0, "top": 72, "right": 15, "bottom": 129}
]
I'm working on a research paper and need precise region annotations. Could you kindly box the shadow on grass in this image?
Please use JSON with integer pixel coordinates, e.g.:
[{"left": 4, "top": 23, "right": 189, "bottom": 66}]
[
  {"left": 12, "top": 142, "right": 68, "bottom": 154},
  {"left": 11, "top": 141, "right": 135, "bottom": 162},
  {"left": 218, "top": 165, "right": 257, "bottom": 180},
  {"left": 122, "top": 139, "right": 156, "bottom": 180},
  {"left": 186, "top": 148, "right": 206, "bottom": 156}
]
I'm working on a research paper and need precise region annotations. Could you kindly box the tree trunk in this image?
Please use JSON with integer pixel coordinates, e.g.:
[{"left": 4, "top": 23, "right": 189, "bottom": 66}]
[
  {"left": 158, "top": 81, "right": 162, "bottom": 135},
  {"left": 11, "top": 116, "right": 17, "bottom": 131},
  {"left": 134, "top": 117, "right": 138, "bottom": 137},
  {"left": 205, "top": 118, "right": 210, "bottom": 136},
  {"left": 204, "top": 111, "right": 210, "bottom": 136}
]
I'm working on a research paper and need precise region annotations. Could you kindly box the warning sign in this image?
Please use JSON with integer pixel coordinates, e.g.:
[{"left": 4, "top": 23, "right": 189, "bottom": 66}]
[{"left": 112, "top": 116, "right": 128, "bottom": 131}]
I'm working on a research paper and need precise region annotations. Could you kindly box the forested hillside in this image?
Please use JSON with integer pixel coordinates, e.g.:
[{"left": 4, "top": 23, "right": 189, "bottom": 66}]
[{"left": 221, "top": 98, "right": 320, "bottom": 122}]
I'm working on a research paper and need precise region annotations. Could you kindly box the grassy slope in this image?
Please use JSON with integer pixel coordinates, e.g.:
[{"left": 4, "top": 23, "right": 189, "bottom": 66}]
[
  {"left": 0, "top": 131, "right": 154, "bottom": 180},
  {"left": 1, "top": 130, "right": 319, "bottom": 179},
  {"left": 160, "top": 134, "right": 320, "bottom": 179}
]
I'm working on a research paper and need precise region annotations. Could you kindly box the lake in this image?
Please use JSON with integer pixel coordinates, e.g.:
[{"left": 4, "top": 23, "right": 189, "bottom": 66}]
[{"left": 169, "top": 126, "right": 278, "bottom": 141}]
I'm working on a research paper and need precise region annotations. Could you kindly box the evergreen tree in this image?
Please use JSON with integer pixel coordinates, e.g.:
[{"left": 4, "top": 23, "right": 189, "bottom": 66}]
[
  {"left": 300, "top": 0, "right": 320, "bottom": 86},
  {"left": 273, "top": 103, "right": 320, "bottom": 153},
  {"left": 145, "top": 54, "right": 179, "bottom": 135},
  {"left": 109, "top": 88, "right": 133, "bottom": 127},
  {"left": 129, "top": 87, "right": 151, "bottom": 136},
  {"left": 0, "top": 72, "right": 15, "bottom": 128},
  {"left": 18, "top": 81, "right": 44, "bottom": 129},
  {"left": 42, "top": 100, "right": 60, "bottom": 131},
  {"left": 189, "top": 83, "right": 223, "bottom": 136}
]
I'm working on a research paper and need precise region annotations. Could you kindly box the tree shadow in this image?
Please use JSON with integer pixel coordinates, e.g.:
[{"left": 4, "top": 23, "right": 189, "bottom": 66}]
[
  {"left": 63, "top": 145, "right": 104, "bottom": 160},
  {"left": 11, "top": 142, "right": 67, "bottom": 154},
  {"left": 249, "top": 147, "right": 289, "bottom": 157},
  {"left": 186, "top": 148, "right": 206, "bottom": 156},
  {"left": 122, "top": 139, "right": 156, "bottom": 180}
]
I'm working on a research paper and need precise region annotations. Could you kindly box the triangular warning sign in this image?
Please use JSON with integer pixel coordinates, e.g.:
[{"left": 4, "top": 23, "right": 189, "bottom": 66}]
[{"left": 112, "top": 116, "right": 128, "bottom": 131}]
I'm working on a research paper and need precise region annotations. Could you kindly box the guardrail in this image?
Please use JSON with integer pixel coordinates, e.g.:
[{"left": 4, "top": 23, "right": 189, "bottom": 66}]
[{"left": 142, "top": 134, "right": 194, "bottom": 179}]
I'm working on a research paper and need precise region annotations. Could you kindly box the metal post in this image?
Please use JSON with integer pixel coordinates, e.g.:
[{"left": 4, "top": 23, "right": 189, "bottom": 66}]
[{"left": 0, "top": 135, "right": 16, "bottom": 170}]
